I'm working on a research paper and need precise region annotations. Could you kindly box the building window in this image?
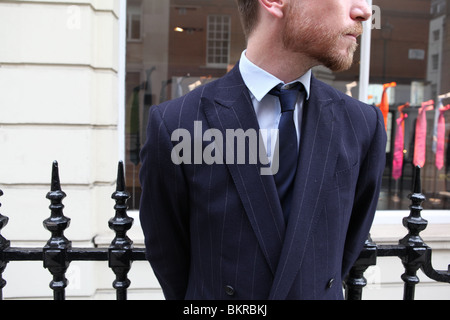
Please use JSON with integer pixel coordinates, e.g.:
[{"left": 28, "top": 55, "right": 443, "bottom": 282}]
[
  {"left": 432, "top": 54, "right": 439, "bottom": 70},
  {"left": 433, "top": 29, "right": 440, "bottom": 41},
  {"left": 127, "top": 0, "right": 142, "bottom": 41},
  {"left": 206, "top": 15, "right": 231, "bottom": 67}
]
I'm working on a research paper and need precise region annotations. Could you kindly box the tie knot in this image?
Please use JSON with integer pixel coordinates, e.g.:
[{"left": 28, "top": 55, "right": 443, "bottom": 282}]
[{"left": 269, "top": 83, "right": 303, "bottom": 113}]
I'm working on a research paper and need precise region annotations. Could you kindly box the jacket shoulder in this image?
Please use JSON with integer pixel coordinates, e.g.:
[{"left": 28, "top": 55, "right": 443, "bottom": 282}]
[
  {"left": 152, "top": 65, "right": 245, "bottom": 123},
  {"left": 312, "top": 77, "right": 383, "bottom": 128}
]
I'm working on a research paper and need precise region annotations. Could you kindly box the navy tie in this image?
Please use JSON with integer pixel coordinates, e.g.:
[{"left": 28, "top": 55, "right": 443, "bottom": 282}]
[{"left": 269, "top": 83, "right": 303, "bottom": 222}]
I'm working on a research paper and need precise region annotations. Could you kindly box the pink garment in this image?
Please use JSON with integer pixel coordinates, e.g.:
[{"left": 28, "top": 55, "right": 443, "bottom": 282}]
[
  {"left": 413, "top": 100, "right": 434, "bottom": 168},
  {"left": 392, "top": 112, "right": 408, "bottom": 180},
  {"left": 436, "top": 104, "right": 450, "bottom": 170}
]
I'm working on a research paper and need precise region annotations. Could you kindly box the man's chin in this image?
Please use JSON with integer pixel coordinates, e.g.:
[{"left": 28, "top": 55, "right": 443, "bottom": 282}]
[
  {"left": 322, "top": 56, "right": 355, "bottom": 72},
  {"left": 323, "top": 46, "right": 358, "bottom": 72}
]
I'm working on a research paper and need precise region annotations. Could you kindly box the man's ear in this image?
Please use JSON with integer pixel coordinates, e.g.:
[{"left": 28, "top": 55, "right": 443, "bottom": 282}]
[{"left": 258, "top": 0, "right": 285, "bottom": 19}]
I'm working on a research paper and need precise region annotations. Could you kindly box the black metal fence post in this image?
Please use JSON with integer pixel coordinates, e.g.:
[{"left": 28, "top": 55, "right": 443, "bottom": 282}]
[
  {"left": 398, "top": 166, "right": 428, "bottom": 300},
  {"left": 0, "top": 189, "right": 10, "bottom": 301},
  {"left": 108, "top": 161, "right": 134, "bottom": 300},
  {"left": 344, "top": 236, "right": 377, "bottom": 300},
  {"left": 42, "top": 161, "right": 72, "bottom": 300}
]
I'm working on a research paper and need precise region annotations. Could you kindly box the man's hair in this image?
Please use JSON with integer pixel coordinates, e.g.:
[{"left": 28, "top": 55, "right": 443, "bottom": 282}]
[{"left": 236, "top": 0, "right": 260, "bottom": 39}]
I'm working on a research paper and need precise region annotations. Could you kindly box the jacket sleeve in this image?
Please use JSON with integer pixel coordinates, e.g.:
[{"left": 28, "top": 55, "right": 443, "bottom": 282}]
[
  {"left": 341, "top": 106, "right": 387, "bottom": 278},
  {"left": 139, "top": 105, "right": 190, "bottom": 300}
]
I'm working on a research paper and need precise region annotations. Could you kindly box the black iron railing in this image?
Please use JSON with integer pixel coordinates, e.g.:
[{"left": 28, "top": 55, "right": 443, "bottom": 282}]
[
  {"left": 0, "top": 163, "right": 449, "bottom": 300},
  {"left": 345, "top": 166, "right": 450, "bottom": 300},
  {"left": 0, "top": 161, "right": 146, "bottom": 300}
]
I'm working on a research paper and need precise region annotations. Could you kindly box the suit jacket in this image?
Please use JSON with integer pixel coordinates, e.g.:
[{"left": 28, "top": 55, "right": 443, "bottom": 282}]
[{"left": 139, "top": 64, "right": 387, "bottom": 300}]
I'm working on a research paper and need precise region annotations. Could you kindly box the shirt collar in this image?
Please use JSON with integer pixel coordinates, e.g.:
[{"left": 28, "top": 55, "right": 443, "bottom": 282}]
[{"left": 239, "top": 50, "right": 311, "bottom": 102}]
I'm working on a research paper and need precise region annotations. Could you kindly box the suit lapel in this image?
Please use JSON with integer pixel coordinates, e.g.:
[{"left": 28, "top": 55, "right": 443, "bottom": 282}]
[
  {"left": 269, "top": 77, "right": 343, "bottom": 299},
  {"left": 202, "top": 68, "right": 344, "bottom": 297},
  {"left": 202, "top": 66, "right": 286, "bottom": 275}
]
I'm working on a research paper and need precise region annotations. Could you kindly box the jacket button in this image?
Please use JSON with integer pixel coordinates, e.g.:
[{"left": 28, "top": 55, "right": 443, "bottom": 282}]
[
  {"left": 326, "top": 278, "right": 335, "bottom": 289},
  {"left": 225, "top": 285, "right": 235, "bottom": 296}
]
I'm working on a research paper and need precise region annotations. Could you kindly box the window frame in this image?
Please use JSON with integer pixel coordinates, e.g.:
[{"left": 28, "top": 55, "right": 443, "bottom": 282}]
[{"left": 206, "top": 14, "right": 231, "bottom": 68}]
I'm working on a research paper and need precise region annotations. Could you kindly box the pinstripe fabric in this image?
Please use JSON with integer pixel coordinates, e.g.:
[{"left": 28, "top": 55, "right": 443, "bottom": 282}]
[{"left": 139, "top": 64, "right": 387, "bottom": 300}]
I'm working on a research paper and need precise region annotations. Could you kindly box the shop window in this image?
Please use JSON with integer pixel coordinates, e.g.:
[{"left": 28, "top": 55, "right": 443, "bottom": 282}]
[{"left": 125, "top": 0, "right": 450, "bottom": 211}]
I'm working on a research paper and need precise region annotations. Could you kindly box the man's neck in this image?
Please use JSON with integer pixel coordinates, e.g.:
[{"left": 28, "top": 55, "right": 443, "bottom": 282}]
[{"left": 245, "top": 34, "right": 317, "bottom": 84}]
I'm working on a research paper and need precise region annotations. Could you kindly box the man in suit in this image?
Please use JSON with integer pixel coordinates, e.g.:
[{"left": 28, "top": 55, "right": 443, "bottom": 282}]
[{"left": 139, "top": 0, "right": 386, "bottom": 300}]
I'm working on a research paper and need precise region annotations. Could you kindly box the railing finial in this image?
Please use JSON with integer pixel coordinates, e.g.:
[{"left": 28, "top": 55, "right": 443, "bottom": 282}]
[
  {"left": 412, "top": 165, "right": 422, "bottom": 194},
  {"left": 50, "top": 160, "right": 62, "bottom": 192},
  {"left": 116, "top": 160, "right": 126, "bottom": 192},
  {"left": 109, "top": 161, "right": 134, "bottom": 300},
  {"left": 404, "top": 166, "right": 428, "bottom": 235},
  {"left": 43, "top": 161, "right": 72, "bottom": 300},
  {"left": 399, "top": 165, "right": 428, "bottom": 300}
]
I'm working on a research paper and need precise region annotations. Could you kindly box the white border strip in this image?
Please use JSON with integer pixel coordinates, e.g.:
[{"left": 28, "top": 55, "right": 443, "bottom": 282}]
[{"left": 118, "top": 0, "right": 127, "bottom": 162}]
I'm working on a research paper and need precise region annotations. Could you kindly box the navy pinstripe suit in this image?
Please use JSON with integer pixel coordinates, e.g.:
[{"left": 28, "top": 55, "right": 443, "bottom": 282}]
[{"left": 139, "top": 64, "right": 386, "bottom": 300}]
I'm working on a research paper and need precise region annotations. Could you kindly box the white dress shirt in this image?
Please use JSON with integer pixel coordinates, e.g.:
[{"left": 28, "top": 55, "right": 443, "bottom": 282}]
[{"left": 239, "top": 50, "right": 312, "bottom": 160}]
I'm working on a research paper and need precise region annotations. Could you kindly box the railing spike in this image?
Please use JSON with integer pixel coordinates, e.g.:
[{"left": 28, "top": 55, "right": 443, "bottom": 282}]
[
  {"left": 399, "top": 165, "right": 428, "bottom": 300},
  {"left": 116, "top": 160, "right": 126, "bottom": 192},
  {"left": 412, "top": 165, "right": 422, "bottom": 194},
  {"left": 109, "top": 161, "right": 133, "bottom": 300},
  {"left": 43, "top": 161, "right": 71, "bottom": 300},
  {"left": 50, "top": 161, "right": 62, "bottom": 192}
]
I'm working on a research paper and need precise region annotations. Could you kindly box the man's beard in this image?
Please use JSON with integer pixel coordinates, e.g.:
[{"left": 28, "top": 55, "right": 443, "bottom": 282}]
[{"left": 282, "top": 8, "right": 362, "bottom": 72}]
